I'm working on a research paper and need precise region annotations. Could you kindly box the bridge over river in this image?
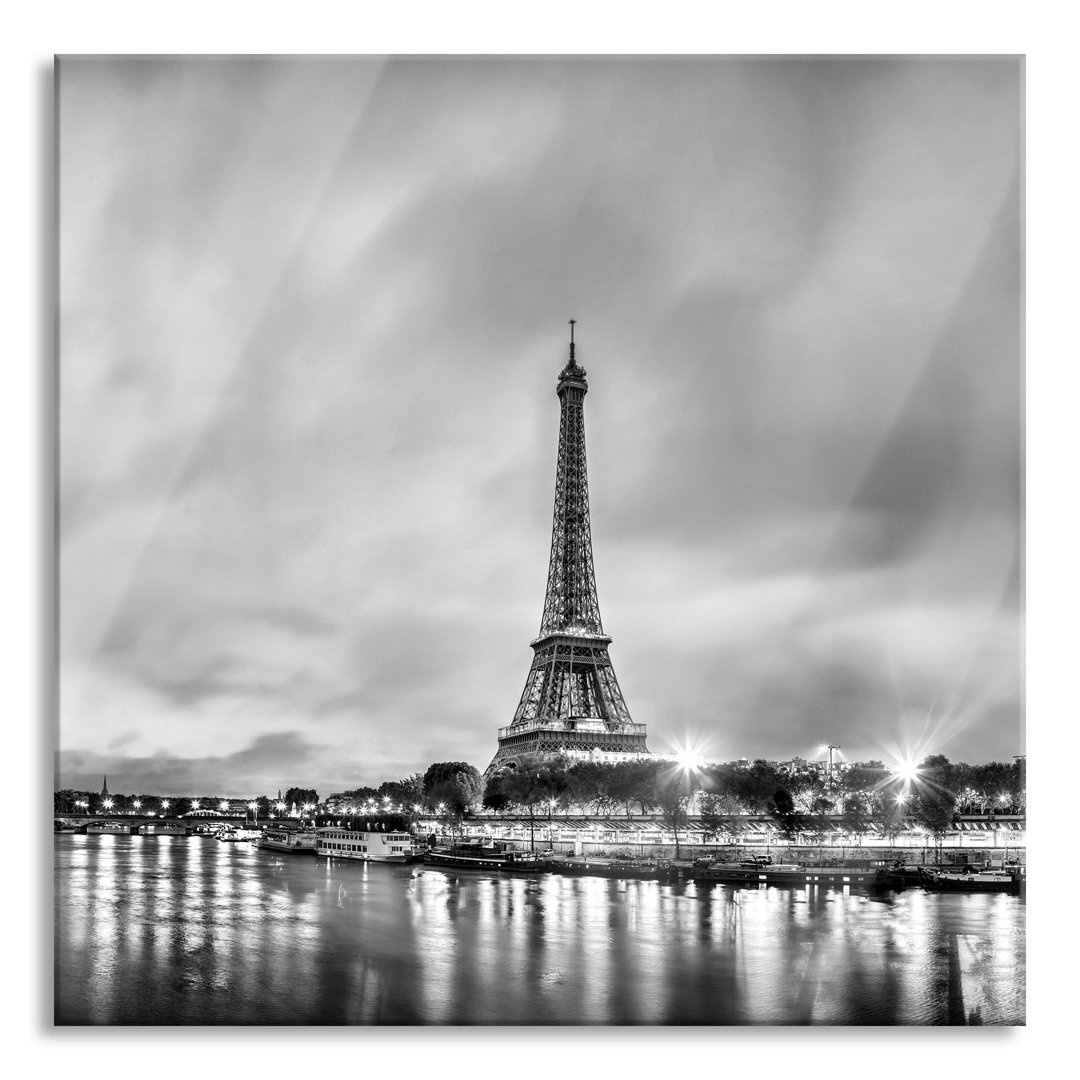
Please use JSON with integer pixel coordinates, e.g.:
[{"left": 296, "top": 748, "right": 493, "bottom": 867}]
[{"left": 54, "top": 813, "right": 254, "bottom": 834}]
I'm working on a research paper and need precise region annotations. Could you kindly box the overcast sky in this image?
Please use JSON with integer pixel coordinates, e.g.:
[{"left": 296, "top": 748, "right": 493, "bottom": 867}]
[{"left": 57, "top": 56, "right": 1022, "bottom": 797}]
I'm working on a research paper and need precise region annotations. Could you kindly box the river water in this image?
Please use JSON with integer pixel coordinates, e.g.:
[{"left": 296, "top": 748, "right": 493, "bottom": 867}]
[{"left": 54, "top": 834, "right": 1025, "bottom": 1026}]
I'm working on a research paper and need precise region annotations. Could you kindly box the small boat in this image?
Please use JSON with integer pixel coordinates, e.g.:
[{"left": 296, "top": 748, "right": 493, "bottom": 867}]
[
  {"left": 424, "top": 841, "right": 550, "bottom": 872},
  {"left": 916, "top": 866, "right": 1024, "bottom": 895},
  {"left": 316, "top": 827, "right": 421, "bottom": 863},
  {"left": 257, "top": 827, "right": 318, "bottom": 854}
]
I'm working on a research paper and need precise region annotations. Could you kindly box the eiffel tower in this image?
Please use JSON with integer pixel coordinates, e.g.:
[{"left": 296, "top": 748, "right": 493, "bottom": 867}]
[{"left": 487, "top": 322, "right": 649, "bottom": 775}]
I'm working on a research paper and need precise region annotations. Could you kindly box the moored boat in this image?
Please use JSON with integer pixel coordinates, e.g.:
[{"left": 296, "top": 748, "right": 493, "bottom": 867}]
[
  {"left": 916, "top": 866, "right": 1024, "bottom": 895},
  {"left": 424, "top": 841, "right": 550, "bottom": 872},
  {"left": 258, "top": 826, "right": 318, "bottom": 853},
  {"left": 690, "top": 858, "right": 882, "bottom": 888},
  {"left": 554, "top": 859, "right": 678, "bottom": 882},
  {"left": 316, "top": 827, "right": 420, "bottom": 863},
  {"left": 872, "top": 865, "right": 922, "bottom": 889}
]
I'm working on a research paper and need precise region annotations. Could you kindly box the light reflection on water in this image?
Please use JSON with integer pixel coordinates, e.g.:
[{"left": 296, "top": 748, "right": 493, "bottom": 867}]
[{"left": 54, "top": 835, "right": 1025, "bottom": 1025}]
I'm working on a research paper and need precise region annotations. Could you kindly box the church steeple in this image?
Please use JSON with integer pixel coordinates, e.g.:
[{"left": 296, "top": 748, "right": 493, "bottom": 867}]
[{"left": 101, "top": 774, "right": 109, "bottom": 797}]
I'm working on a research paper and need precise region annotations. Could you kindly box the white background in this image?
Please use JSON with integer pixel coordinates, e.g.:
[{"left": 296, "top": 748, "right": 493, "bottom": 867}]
[{"left": 7, "top": 0, "right": 1073, "bottom": 1069}]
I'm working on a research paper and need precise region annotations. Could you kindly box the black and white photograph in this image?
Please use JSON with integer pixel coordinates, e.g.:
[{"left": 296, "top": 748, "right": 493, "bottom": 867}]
[{"left": 49, "top": 47, "right": 1028, "bottom": 1030}]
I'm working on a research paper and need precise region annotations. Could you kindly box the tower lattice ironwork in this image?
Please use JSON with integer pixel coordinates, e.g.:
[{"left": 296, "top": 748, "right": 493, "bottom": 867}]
[{"left": 487, "top": 323, "right": 649, "bottom": 775}]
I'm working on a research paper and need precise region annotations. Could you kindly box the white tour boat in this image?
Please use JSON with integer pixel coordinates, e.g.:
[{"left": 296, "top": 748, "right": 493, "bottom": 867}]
[
  {"left": 258, "top": 827, "right": 318, "bottom": 854},
  {"left": 216, "top": 825, "right": 260, "bottom": 843},
  {"left": 315, "top": 827, "right": 419, "bottom": 863}
]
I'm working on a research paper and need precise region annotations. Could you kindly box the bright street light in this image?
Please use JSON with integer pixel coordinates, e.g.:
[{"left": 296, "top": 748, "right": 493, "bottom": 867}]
[
  {"left": 891, "top": 759, "right": 920, "bottom": 788},
  {"left": 674, "top": 749, "right": 705, "bottom": 771}
]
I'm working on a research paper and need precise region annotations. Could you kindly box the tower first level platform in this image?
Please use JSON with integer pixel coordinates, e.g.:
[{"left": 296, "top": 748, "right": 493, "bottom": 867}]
[{"left": 489, "top": 718, "right": 650, "bottom": 771}]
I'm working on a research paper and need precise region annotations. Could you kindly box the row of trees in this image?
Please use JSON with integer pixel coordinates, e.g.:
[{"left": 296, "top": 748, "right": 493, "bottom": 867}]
[
  {"left": 59, "top": 754, "right": 1024, "bottom": 856},
  {"left": 455, "top": 755, "right": 1023, "bottom": 857}
]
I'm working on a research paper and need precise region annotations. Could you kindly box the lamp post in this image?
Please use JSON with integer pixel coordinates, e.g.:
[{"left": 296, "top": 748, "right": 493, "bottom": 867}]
[{"left": 824, "top": 744, "right": 841, "bottom": 777}]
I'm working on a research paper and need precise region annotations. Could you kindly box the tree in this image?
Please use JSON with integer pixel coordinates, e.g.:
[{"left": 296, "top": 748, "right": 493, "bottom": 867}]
[
  {"left": 698, "top": 792, "right": 735, "bottom": 842},
  {"left": 653, "top": 763, "right": 694, "bottom": 860},
  {"left": 775, "top": 764, "right": 815, "bottom": 815},
  {"left": 769, "top": 786, "right": 808, "bottom": 841},
  {"left": 1004, "top": 759, "right": 1026, "bottom": 812},
  {"left": 969, "top": 761, "right": 1014, "bottom": 813},
  {"left": 565, "top": 761, "right": 614, "bottom": 815},
  {"left": 608, "top": 760, "right": 660, "bottom": 818},
  {"left": 882, "top": 791, "right": 909, "bottom": 844},
  {"left": 836, "top": 765, "right": 887, "bottom": 816},
  {"left": 378, "top": 774, "right": 425, "bottom": 810},
  {"left": 729, "top": 760, "right": 779, "bottom": 815},
  {"left": 488, "top": 765, "right": 569, "bottom": 851},
  {"left": 699, "top": 764, "right": 743, "bottom": 816},
  {"left": 914, "top": 755, "right": 959, "bottom": 860},
  {"left": 423, "top": 762, "right": 483, "bottom": 839},
  {"left": 840, "top": 795, "right": 872, "bottom": 839},
  {"left": 338, "top": 786, "right": 381, "bottom": 807},
  {"left": 284, "top": 788, "right": 319, "bottom": 816}
]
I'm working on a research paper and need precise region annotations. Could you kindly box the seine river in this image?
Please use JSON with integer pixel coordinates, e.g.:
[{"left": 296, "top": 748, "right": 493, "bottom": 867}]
[{"left": 54, "top": 834, "right": 1025, "bottom": 1026}]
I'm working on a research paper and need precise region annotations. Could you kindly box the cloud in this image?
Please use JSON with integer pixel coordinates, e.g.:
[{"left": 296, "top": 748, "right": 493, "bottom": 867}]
[{"left": 58, "top": 57, "right": 1023, "bottom": 792}]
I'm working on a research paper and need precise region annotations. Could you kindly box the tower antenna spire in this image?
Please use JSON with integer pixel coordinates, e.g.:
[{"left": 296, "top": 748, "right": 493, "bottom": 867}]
[{"left": 569, "top": 318, "right": 576, "bottom": 365}]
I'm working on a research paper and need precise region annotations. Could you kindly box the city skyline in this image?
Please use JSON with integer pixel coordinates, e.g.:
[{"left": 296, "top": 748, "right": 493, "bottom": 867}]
[{"left": 59, "top": 56, "right": 1022, "bottom": 796}]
